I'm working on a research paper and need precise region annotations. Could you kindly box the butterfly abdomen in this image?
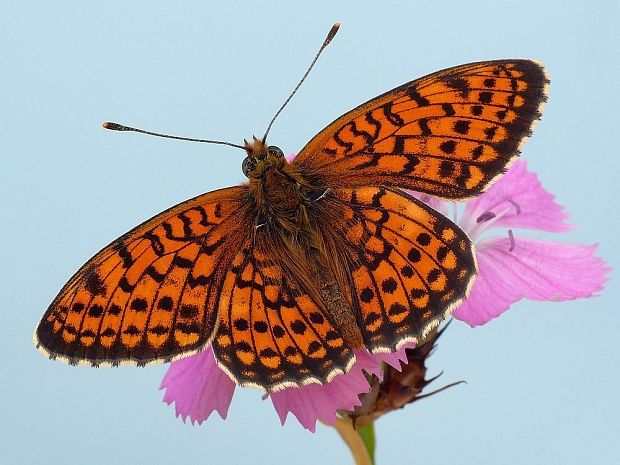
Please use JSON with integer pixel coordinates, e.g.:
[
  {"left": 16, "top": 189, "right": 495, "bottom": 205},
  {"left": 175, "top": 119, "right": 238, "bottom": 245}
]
[{"left": 319, "top": 282, "right": 364, "bottom": 348}]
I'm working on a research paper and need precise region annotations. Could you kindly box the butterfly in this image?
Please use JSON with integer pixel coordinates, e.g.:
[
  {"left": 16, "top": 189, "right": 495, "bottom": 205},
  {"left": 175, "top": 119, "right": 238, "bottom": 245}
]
[{"left": 35, "top": 25, "right": 549, "bottom": 391}]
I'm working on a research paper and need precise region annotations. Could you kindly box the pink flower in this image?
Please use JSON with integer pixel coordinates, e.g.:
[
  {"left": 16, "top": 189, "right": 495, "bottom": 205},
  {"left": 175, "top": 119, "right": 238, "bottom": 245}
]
[
  {"left": 160, "top": 345, "right": 412, "bottom": 432},
  {"left": 160, "top": 346, "right": 235, "bottom": 424},
  {"left": 449, "top": 160, "right": 610, "bottom": 326},
  {"left": 160, "top": 159, "right": 609, "bottom": 432}
]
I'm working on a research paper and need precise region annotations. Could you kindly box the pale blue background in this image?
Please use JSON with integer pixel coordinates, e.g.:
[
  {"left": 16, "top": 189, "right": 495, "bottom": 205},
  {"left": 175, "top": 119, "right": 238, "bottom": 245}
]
[{"left": 1, "top": 1, "right": 618, "bottom": 464}]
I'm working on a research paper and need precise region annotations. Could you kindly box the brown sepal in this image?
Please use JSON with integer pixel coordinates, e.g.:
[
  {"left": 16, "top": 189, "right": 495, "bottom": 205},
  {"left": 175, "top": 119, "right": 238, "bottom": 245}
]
[{"left": 348, "top": 322, "right": 463, "bottom": 426}]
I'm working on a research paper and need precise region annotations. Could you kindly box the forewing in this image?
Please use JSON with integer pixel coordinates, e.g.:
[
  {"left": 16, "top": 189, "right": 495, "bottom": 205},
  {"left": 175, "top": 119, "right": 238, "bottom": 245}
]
[
  {"left": 293, "top": 60, "right": 549, "bottom": 198},
  {"left": 324, "top": 187, "right": 476, "bottom": 352},
  {"left": 212, "top": 234, "right": 354, "bottom": 391},
  {"left": 35, "top": 186, "right": 252, "bottom": 366}
]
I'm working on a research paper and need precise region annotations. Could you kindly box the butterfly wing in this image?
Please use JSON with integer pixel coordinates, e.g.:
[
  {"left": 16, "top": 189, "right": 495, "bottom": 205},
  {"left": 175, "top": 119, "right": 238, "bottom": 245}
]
[
  {"left": 319, "top": 186, "right": 476, "bottom": 352},
  {"left": 292, "top": 60, "right": 548, "bottom": 198},
  {"left": 35, "top": 186, "right": 252, "bottom": 366},
  {"left": 211, "top": 233, "right": 355, "bottom": 391}
]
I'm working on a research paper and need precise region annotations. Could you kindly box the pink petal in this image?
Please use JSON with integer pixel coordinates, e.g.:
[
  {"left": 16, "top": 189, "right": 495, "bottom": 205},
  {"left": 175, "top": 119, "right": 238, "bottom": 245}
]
[
  {"left": 373, "top": 341, "right": 416, "bottom": 369},
  {"left": 454, "top": 236, "right": 610, "bottom": 327},
  {"left": 160, "top": 347, "right": 236, "bottom": 424},
  {"left": 270, "top": 345, "right": 411, "bottom": 432},
  {"left": 460, "top": 160, "right": 571, "bottom": 236}
]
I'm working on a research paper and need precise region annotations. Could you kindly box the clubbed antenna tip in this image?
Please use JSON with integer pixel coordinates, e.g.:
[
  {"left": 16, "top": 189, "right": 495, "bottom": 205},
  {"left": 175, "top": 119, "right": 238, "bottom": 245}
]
[
  {"left": 262, "top": 22, "right": 341, "bottom": 143},
  {"left": 101, "top": 121, "right": 245, "bottom": 150}
]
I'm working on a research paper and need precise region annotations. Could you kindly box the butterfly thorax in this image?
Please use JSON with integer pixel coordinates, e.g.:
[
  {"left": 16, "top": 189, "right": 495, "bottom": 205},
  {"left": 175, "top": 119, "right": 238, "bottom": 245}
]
[
  {"left": 244, "top": 138, "right": 312, "bottom": 234},
  {"left": 250, "top": 159, "right": 304, "bottom": 223}
]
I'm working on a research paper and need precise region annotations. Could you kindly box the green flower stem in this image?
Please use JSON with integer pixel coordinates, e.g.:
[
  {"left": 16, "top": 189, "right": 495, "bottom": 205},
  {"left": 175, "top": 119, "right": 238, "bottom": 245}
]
[
  {"left": 332, "top": 417, "right": 374, "bottom": 465},
  {"left": 357, "top": 423, "right": 375, "bottom": 463}
]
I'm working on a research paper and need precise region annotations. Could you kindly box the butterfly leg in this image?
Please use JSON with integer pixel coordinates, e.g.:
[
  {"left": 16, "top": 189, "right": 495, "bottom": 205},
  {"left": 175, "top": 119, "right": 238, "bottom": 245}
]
[
  {"left": 313, "top": 188, "right": 331, "bottom": 202},
  {"left": 305, "top": 188, "right": 331, "bottom": 203},
  {"left": 253, "top": 214, "right": 271, "bottom": 247}
]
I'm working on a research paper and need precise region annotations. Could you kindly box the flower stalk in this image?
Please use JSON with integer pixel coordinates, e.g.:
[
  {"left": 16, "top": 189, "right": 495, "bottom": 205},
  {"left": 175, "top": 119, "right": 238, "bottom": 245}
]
[
  {"left": 357, "top": 423, "right": 376, "bottom": 464},
  {"left": 332, "top": 417, "right": 374, "bottom": 465}
]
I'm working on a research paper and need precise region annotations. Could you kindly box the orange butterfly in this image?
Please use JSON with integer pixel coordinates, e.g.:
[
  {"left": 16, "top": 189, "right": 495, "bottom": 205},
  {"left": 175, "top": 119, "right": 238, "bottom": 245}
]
[{"left": 35, "top": 24, "right": 548, "bottom": 391}]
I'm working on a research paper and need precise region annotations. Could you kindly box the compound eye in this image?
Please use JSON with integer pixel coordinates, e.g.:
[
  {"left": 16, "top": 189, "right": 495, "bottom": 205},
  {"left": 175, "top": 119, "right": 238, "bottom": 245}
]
[
  {"left": 268, "top": 146, "right": 284, "bottom": 158},
  {"left": 242, "top": 157, "right": 257, "bottom": 177}
]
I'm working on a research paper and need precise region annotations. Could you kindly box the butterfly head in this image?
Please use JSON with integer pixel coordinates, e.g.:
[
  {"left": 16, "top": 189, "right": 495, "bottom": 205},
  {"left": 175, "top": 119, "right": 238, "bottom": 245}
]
[{"left": 242, "top": 136, "right": 286, "bottom": 178}]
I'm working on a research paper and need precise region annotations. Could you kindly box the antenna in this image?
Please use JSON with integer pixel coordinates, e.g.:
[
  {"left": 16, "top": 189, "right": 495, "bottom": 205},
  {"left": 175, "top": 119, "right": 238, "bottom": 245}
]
[
  {"left": 102, "top": 122, "right": 246, "bottom": 150},
  {"left": 262, "top": 22, "right": 341, "bottom": 143}
]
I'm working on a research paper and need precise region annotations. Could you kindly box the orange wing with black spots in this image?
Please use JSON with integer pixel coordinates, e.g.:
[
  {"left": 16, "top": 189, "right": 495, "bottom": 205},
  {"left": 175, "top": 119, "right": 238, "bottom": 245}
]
[
  {"left": 293, "top": 60, "right": 549, "bottom": 198},
  {"left": 323, "top": 186, "right": 476, "bottom": 352},
  {"left": 35, "top": 186, "right": 252, "bottom": 366},
  {"left": 212, "top": 234, "right": 354, "bottom": 391}
]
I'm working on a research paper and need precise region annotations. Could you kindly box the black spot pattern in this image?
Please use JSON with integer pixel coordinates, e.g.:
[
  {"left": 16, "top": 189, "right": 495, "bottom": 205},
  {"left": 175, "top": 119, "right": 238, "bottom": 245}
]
[
  {"left": 291, "top": 320, "right": 307, "bottom": 335},
  {"left": 108, "top": 304, "right": 122, "bottom": 316},
  {"left": 478, "top": 92, "right": 493, "bottom": 103},
  {"left": 130, "top": 298, "right": 148, "bottom": 311},
  {"left": 416, "top": 233, "right": 432, "bottom": 246},
  {"left": 484, "top": 126, "right": 498, "bottom": 140},
  {"left": 158, "top": 296, "right": 174, "bottom": 310},
  {"left": 307, "top": 341, "right": 322, "bottom": 355},
  {"left": 471, "top": 145, "right": 484, "bottom": 160},
  {"left": 439, "top": 160, "right": 455, "bottom": 178},
  {"left": 408, "top": 248, "right": 422, "bottom": 263},
  {"left": 411, "top": 289, "right": 426, "bottom": 299},
  {"left": 389, "top": 303, "right": 408, "bottom": 316},
  {"left": 123, "top": 325, "right": 140, "bottom": 336},
  {"left": 427, "top": 269, "right": 441, "bottom": 283},
  {"left": 446, "top": 76, "right": 470, "bottom": 97},
  {"left": 360, "top": 287, "right": 375, "bottom": 303},
  {"left": 179, "top": 304, "right": 199, "bottom": 319},
  {"left": 88, "top": 305, "right": 103, "bottom": 318},
  {"left": 273, "top": 325, "right": 285, "bottom": 338},
  {"left": 439, "top": 140, "right": 456, "bottom": 154},
  {"left": 150, "top": 326, "right": 168, "bottom": 336},
  {"left": 101, "top": 328, "right": 116, "bottom": 337},
  {"left": 454, "top": 120, "right": 470, "bottom": 135},
  {"left": 309, "top": 312, "right": 325, "bottom": 324},
  {"left": 85, "top": 272, "right": 106, "bottom": 296},
  {"left": 253, "top": 321, "right": 268, "bottom": 333},
  {"left": 260, "top": 348, "right": 278, "bottom": 358},
  {"left": 381, "top": 277, "right": 398, "bottom": 294}
]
